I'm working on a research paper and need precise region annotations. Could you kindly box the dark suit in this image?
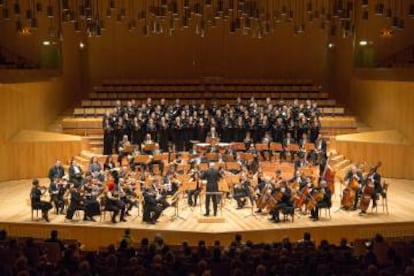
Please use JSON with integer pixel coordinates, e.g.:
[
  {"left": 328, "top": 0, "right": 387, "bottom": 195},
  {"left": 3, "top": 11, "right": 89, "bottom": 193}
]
[
  {"left": 48, "top": 166, "right": 65, "bottom": 182},
  {"left": 202, "top": 167, "right": 221, "bottom": 215}
]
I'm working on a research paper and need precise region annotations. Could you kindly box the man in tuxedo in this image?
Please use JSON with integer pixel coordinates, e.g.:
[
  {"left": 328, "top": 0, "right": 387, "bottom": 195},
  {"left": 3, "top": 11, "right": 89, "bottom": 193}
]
[
  {"left": 201, "top": 163, "right": 222, "bottom": 216},
  {"left": 48, "top": 160, "right": 65, "bottom": 183}
]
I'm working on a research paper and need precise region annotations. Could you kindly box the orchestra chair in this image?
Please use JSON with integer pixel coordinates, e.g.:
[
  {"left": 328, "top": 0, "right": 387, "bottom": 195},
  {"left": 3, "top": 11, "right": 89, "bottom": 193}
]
[
  {"left": 30, "top": 199, "right": 42, "bottom": 221},
  {"left": 372, "top": 182, "right": 389, "bottom": 215},
  {"left": 282, "top": 206, "right": 295, "bottom": 222},
  {"left": 99, "top": 197, "right": 114, "bottom": 222},
  {"left": 318, "top": 204, "right": 332, "bottom": 219}
]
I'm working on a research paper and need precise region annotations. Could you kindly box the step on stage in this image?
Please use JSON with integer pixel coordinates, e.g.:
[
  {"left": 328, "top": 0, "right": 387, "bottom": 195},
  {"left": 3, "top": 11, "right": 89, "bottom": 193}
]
[{"left": 0, "top": 178, "right": 413, "bottom": 250}]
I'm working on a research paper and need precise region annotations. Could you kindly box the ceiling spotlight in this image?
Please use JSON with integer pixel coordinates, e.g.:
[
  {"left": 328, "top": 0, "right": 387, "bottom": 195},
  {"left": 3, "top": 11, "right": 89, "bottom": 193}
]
[
  {"left": 359, "top": 40, "right": 368, "bottom": 46},
  {"left": 328, "top": 43, "right": 335, "bottom": 48},
  {"left": 42, "top": 40, "right": 51, "bottom": 46}
]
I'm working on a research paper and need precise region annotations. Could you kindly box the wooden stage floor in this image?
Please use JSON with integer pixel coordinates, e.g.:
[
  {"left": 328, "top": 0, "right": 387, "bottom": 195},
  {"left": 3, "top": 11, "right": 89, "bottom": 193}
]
[{"left": 0, "top": 178, "right": 414, "bottom": 250}]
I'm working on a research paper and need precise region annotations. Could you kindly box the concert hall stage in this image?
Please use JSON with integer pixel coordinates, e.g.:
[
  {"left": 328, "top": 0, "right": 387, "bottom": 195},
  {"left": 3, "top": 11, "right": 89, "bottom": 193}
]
[{"left": 0, "top": 178, "right": 413, "bottom": 250}]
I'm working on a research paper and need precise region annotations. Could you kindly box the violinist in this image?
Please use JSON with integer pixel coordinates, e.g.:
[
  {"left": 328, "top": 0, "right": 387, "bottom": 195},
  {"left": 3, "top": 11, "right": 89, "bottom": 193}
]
[
  {"left": 30, "top": 179, "right": 52, "bottom": 222},
  {"left": 142, "top": 185, "right": 163, "bottom": 224},
  {"left": 187, "top": 171, "right": 202, "bottom": 207},
  {"left": 150, "top": 177, "right": 170, "bottom": 211},
  {"left": 359, "top": 166, "right": 383, "bottom": 215},
  {"left": 65, "top": 185, "right": 84, "bottom": 221},
  {"left": 309, "top": 180, "right": 332, "bottom": 221},
  {"left": 117, "top": 135, "right": 131, "bottom": 166},
  {"left": 344, "top": 165, "right": 364, "bottom": 210},
  {"left": 149, "top": 143, "right": 164, "bottom": 175},
  {"left": 269, "top": 181, "right": 292, "bottom": 223},
  {"left": 162, "top": 171, "right": 181, "bottom": 196},
  {"left": 82, "top": 179, "right": 102, "bottom": 221},
  {"left": 233, "top": 173, "right": 253, "bottom": 209},
  {"left": 105, "top": 177, "right": 127, "bottom": 223},
  {"left": 49, "top": 177, "right": 68, "bottom": 214}
]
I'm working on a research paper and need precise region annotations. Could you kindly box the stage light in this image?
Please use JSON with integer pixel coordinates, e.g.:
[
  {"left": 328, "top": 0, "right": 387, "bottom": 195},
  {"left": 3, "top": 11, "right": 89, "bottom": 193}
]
[
  {"left": 328, "top": 43, "right": 335, "bottom": 49},
  {"left": 359, "top": 40, "right": 368, "bottom": 46},
  {"left": 42, "top": 40, "right": 51, "bottom": 46},
  {"left": 79, "top": 42, "right": 85, "bottom": 49}
]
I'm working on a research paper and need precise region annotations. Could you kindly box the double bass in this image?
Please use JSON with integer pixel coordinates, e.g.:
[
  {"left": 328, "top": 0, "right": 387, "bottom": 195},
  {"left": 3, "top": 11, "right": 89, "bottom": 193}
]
[
  {"left": 359, "top": 162, "right": 382, "bottom": 212},
  {"left": 321, "top": 153, "right": 335, "bottom": 194},
  {"left": 341, "top": 166, "right": 362, "bottom": 209}
]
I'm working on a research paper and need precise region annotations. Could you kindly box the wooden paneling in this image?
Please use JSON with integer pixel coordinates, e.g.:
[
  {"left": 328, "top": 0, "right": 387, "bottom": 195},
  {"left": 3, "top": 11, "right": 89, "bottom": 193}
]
[
  {"left": 349, "top": 78, "right": 414, "bottom": 143},
  {"left": 335, "top": 131, "right": 414, "bottom": 179},
  {"left": 4, "top": 131, "right": 87, "bottom": 180},
  {"left": 0, "top": 79, "right": 78, "bottom": 181}
]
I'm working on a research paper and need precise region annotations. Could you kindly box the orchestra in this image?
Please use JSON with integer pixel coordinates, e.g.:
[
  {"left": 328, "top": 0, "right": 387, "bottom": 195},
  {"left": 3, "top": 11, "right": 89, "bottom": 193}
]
[{"left": 30, "top": 98, "right": 388, "bottom": 225}]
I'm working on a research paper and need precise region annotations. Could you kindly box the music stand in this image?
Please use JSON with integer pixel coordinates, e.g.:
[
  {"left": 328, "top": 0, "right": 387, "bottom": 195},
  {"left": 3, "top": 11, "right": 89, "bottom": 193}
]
[{"left": 169, "top": 194, "right": 186, "bottom": 221}]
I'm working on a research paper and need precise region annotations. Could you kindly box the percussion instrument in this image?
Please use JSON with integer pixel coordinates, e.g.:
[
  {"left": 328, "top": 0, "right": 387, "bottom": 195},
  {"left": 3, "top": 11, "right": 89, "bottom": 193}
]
[
  {"left": 196, "top": 143, "right": 211, "bottom": 153},
  {"left": 217, "top": 143, "right": 230, "bottom": 153}
]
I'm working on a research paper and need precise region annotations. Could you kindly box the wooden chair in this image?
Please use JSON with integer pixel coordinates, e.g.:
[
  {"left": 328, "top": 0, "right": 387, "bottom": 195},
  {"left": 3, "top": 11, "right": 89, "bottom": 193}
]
[{"left": 373, "top": 182, "right": 389, "bottom": 214}]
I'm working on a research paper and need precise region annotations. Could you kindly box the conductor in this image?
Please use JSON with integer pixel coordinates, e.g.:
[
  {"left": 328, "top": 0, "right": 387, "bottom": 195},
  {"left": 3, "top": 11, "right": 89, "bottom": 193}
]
[{"left": 201, "top": 163, "right": 222, "bottom": 216}]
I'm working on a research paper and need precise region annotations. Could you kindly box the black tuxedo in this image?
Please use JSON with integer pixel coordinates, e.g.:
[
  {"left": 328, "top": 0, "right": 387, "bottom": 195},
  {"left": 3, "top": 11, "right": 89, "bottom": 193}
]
[{"left": 202, "top": 167, "right": 222, "bottom": 215}]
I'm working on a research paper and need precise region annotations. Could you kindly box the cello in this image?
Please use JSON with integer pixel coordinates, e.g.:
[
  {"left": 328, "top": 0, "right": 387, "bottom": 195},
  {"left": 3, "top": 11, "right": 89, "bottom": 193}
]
[{"left": 359, "top": 162, "right": 382, "bottom": 212}]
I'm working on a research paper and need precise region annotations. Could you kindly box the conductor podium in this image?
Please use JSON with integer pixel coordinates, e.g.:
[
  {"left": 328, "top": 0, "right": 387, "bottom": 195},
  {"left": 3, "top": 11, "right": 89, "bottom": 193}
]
[{"left": 197, "top": 191, "right": 226, "bottom": 223}]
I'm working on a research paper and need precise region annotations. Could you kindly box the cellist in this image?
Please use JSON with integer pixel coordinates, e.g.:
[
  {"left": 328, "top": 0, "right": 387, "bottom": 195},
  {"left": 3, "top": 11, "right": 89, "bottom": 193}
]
[
  {"left": 343, "top": 165, "right": 364, "bottom": 210},
  {"left": 269, "top": 181, "right": 292, "bottom": 223},
  {"left": 309, "top": 180, "right": 332, "bottom": 221},
  {"left": 359, "top": 166, "right": 383, "bottom": 215}
]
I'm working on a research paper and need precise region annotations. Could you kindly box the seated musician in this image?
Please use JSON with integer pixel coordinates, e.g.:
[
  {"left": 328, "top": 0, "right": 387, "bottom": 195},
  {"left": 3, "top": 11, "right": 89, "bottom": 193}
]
[
  {"left": 281, "top": 132, "right": 297, "bottom": 162},
  {"left": 260, "top": 131, "right": 273, "bottom": 161},
  {"left": 48, "top": 177, "right": 68, "bottom": 214},
  {"left": 69, "top": 159, "right": 83, "bottom": 187},
  {"left": 162, "top": 171, "right": 181, "bottom": 196},
  {"left": 288, "top": 169, "right": 306, "bottom": 190},
  {"left": 344, "top": 165, "right": 364, "bottom": 210},
  {"left": 142, "top": 185, "right": 163, "bottom": 224},
  {"left": 233, "top": 173, "right": 254, "bottom": 209},
  {"left": 30, "top": 179, "right": 53, "bottom": 222},
  {"left": 187, "top": 171, "right": 202, "bottom": 207},
  {"left": 269, "top": 181, "right": 292, "bottom": 223},
  {"left": 65, "top": 185, "right": 85, "bottom": 221},
  {"left": 103, "top": 155, "right": 116, "bottom": 171},
  {"left": 247, "top": 143, "right": 260, "bottom": 174},
  {"left": 359, "top": 166, "right": 383, "bottom": 215},
  {"left": 309, "top": 180, "right": 332, "bottom": 221},
  {"left": 255, "top": 176, "right": 274, "bottom": 214},
  {"left": 117, "top": 135, "right": 131, "bottom": 166},
  {"left": 243, "top": 131, "right": 254, "bottom": 149},
  {"left": 82, "top": 179, "right": 102, "bottom": 221},
  {"left": 149, "top": 143, "right": 164, "bottom": 175},
  {"left": 105, "top": 180, "right": 127, "bottom": 223},
  {"left": 142, "top": 133, "right": 154, "bottom": 154},
  {"left": 294, "top": 152, "right": 309, "bottom": 172},
  {"left": 116, "top": 178, "right": 138, "bottom": 216},
  {"left": 88, "top": 157, "right": 104, "bottom": 182},
  {"left": 150, "top": 177, "right": 170, "bottom": 210}
]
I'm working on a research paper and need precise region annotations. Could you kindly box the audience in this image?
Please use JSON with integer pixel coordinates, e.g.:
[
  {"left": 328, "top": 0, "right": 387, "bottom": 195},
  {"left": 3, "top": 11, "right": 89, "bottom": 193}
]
[{"left": 0, "top": 230, "right": 413, "bottom": 276}]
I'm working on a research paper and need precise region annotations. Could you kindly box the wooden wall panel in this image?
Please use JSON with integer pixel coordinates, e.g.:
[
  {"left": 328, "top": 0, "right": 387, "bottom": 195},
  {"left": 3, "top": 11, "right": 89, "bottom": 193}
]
[
  {"left": 349, "top": 79, "right": 414, "bottom": 143},
  {"left": 0, "top": 79, "right": 78, "bottom": 181},
  {"left": 6, "top": 137, "right": 86, "bottom": 180},
  {"left": 335, "top": 140, "right": 414, "bottom": 179}
]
